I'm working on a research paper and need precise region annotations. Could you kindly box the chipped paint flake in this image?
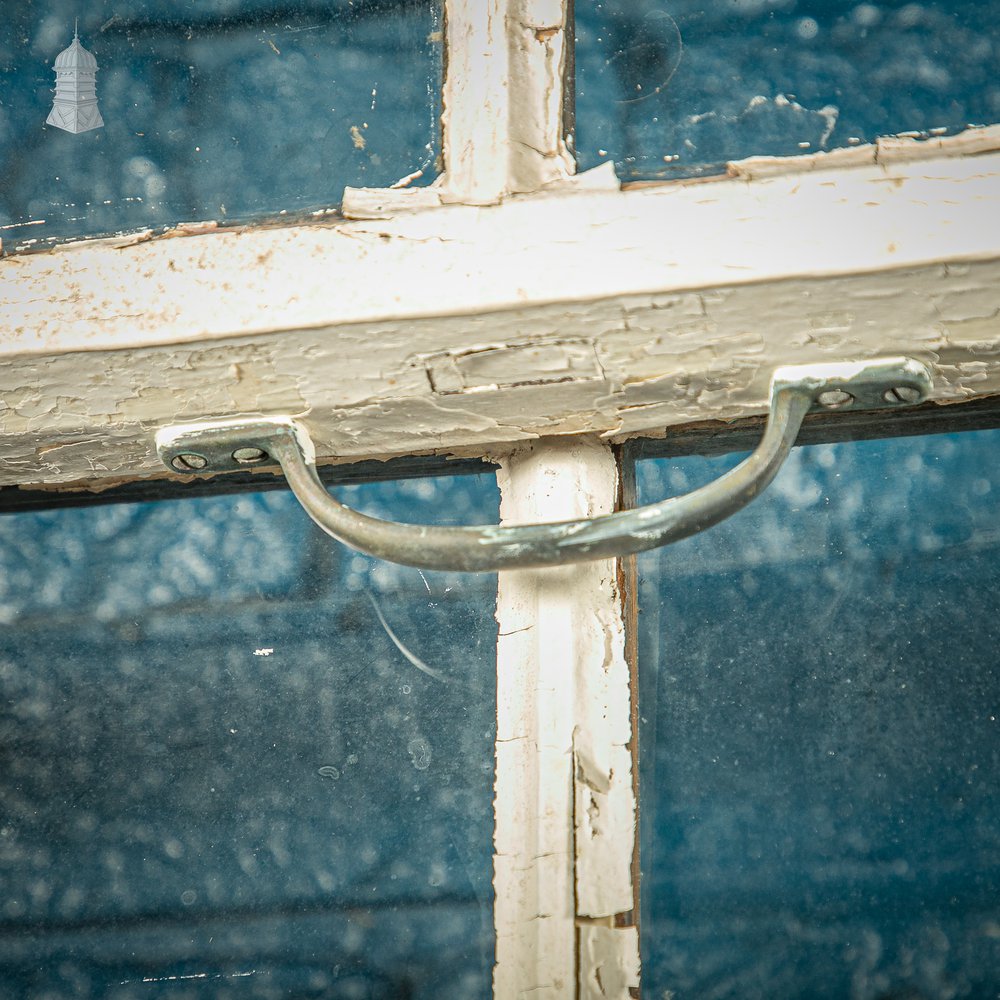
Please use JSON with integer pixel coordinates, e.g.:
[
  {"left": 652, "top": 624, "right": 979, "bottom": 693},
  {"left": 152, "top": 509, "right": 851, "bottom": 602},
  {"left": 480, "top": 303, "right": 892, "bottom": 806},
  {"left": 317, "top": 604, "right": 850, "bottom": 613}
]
[
  {"left": 426, "top": 340, "right": 603, "bottom": 394},
  {"left": 579, "top": 926, "right": 640, "bottom": 1000}
]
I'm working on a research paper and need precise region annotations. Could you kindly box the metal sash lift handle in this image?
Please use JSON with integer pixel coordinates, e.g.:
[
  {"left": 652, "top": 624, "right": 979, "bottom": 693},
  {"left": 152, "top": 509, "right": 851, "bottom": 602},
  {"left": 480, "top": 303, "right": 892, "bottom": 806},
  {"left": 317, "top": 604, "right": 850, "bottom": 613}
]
[{"left": 156, "top": 357, "right": 932, "bottom": 572}]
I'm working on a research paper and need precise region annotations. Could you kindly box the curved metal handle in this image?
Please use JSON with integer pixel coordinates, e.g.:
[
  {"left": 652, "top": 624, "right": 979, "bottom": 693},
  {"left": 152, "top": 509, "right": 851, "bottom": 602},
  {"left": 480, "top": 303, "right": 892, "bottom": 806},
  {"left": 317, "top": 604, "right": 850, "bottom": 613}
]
[{"left": 156, "top": 357, "right": 931, "bottom": 572}]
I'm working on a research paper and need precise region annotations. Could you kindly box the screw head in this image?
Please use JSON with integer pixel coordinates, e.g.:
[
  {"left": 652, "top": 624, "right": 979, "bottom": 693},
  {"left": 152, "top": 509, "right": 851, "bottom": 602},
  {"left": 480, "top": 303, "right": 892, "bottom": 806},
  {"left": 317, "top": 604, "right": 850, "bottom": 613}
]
[
  {"left": 171, "top": 453, "right": 209, "bottom": 472},
  {"left": 232, "top": 447, "right": 268, "bottom": 465},
  {"left": 883, "top": 385, "right": 922, "bottom": 405},
  {"left": 817, "top": 389, "right": 854, "bottom": 409}
]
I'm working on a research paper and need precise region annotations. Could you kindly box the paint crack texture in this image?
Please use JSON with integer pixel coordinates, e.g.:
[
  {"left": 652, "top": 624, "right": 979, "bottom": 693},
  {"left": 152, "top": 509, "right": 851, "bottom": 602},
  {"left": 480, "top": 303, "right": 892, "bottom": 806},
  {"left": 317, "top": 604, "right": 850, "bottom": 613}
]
[{"left": 494, "top": 436, "right": 640, "bottom": 998}]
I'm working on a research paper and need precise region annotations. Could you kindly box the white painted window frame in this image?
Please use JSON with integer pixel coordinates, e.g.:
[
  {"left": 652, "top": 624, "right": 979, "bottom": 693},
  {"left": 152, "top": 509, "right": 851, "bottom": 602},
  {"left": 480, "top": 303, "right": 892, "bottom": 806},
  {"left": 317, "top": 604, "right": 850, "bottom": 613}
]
[{"left": 3, "top": 3, "right": 1000, "bottom": 996}]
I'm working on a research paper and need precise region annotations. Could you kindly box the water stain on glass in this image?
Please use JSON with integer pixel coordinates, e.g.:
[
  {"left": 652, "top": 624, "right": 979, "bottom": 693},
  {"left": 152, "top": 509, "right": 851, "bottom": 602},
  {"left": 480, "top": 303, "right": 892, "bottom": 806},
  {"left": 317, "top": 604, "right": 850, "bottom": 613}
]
[
  {"left": 0, "top": 1, "right": 442, "bottom": 251},
  {"left": 407, "top": 736, "right": 432, "bottom": 771}
]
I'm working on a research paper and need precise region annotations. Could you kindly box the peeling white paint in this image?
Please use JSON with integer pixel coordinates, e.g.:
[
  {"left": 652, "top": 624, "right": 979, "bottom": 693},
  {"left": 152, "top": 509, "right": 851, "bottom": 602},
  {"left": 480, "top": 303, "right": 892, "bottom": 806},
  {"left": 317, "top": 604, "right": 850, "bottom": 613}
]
[
  {"left": 494, "top": 438, "right": 638, "bottom": 999},
  {"left": 425, "top": 339, "right": 604, "bottom": 393},
  {"left": 435, "top": 0, "right": 573, "bottom": 204},
  {"left": 6, "top": 143, "right": 999, "bottom": 362},
  {"left": 578, "top": 926, "right": 640, "bottom": 1000},
  {"left": 1, "top": 255, "right": 998, "bottom": 489},
  {"left": 1, "top": 135, "right": 998, "bottom": 490},
  {"left": 723, "top": 122, "right": 1000, "bottom": 180}
]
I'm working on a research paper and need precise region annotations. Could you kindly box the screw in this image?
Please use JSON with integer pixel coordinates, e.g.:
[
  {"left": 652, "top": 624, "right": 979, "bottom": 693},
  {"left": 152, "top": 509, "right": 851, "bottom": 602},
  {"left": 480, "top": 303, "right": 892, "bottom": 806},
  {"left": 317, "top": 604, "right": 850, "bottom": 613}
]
[
  {"left": 883, "top": 385, "right": 922, "bottom": 405},
  {"left": 817, "top": 389, "right": 854, "bottom": 409},
  {"left": 232, "top": 447, "right": 268, "bottom": 464},
  {"left": 171, "top": 453, "right": 208, "bottom": 472}
]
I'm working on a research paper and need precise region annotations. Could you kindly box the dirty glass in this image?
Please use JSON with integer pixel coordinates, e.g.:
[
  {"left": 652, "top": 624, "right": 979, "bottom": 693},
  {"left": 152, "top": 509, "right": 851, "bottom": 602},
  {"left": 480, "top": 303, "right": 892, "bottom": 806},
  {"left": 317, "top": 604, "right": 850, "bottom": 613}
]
[
  {"left": 636, "top": 428, "right": 1000, "bottom": 998},
  {"left": 0, "top": 473, "right": 497, "bottom": 999},
  {"left": 0, "top": 2, "right": 441, "bottom": 251},
  {"left": 576, "top": 1, "right": 1000, "bottom": 181}
]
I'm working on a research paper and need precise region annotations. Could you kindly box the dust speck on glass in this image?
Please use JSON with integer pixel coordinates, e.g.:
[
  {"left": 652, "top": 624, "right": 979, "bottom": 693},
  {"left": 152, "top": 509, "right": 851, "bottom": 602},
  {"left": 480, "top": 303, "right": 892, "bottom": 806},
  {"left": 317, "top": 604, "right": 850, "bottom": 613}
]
[
  {"left": 0, "top": 1, "right": 442, "bottom": 251},
  {"left": 0, "top": 472, "right": 497, "bottom": 999},
  {"left": 576, "top": 1, "right": 1000, "bottom": 180},
  {"left": 636, "top": 428, "right": 1000, "bottom": 998}
]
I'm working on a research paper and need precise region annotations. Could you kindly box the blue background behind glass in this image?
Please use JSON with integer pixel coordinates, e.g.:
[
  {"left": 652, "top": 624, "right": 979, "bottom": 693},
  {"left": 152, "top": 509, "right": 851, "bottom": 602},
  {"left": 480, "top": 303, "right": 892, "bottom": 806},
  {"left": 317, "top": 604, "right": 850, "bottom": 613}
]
[
  {"left": 0, "top": 474, "right": 499, "bottom": 999},
  {"left": 576, "top": 1, "right": 1000, "bottom": 180},
  {"left": 637, "top": 429, "right": 1000, "bottom": 998},
  {"left": 0, "top": 1, "right": 440, "bottom": 249}
]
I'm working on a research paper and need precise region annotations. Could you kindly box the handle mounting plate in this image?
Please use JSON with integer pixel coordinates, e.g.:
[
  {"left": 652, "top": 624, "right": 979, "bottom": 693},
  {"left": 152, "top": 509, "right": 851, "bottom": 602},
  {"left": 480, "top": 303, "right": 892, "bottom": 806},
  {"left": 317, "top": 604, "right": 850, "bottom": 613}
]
[
  {"left": 773, "top": 357, "right": 932, "bottom": 413},
  {"left": 156, "top": 416, "right": 307, "bottom": 475}
]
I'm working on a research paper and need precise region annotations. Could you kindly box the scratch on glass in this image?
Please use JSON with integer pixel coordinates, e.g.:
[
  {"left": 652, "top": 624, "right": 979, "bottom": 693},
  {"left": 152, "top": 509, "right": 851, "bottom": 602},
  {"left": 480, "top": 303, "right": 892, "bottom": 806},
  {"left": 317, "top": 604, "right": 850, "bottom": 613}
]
[
  {"left": 0, "top": 220, "right": 45, "bottom": 230},
  {"left": 366, "top": 590, "right": 449, "bottom": 684},
  {"left": 617, "top": 12, "right": 684, "bottom": 106},
  {"left": 119, "top": 970, "right": 266, "bottom": 985}
]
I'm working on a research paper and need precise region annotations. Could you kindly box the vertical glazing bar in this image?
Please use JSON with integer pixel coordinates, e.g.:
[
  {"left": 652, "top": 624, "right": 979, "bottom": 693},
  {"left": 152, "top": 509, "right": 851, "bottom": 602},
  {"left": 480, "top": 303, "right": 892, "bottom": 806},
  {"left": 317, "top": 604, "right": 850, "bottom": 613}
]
[
  {"left": 440, "top": 0, "right": 510, "bottom": 202},
  {"left": 494, "top": 438, "right": 640, "bottom": 999},
  {"left": 441, "top": 0, "right": 574, "bottom": 203},
  {"left": 442, "top": 2, "right": 631, "bottom": 992},
  {"left": 506, "top": 0, "right": 576, "bottom": 192}
]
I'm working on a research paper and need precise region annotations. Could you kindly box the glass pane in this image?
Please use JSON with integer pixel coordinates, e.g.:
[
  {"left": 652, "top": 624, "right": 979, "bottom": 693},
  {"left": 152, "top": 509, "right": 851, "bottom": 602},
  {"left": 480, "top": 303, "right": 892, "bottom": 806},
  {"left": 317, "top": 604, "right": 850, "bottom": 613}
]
[
  {"left": 0, "top": 473, "right": 497, "bottom": 998},
  {"left": 637, "top": 428, "right": 1000, "bottom": 998},
  {"left": 576, "top": 1, "right": 999, "bottom": 181},
  {"left": 0, "top": 2, "right": 441, "bottom": 252}
]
